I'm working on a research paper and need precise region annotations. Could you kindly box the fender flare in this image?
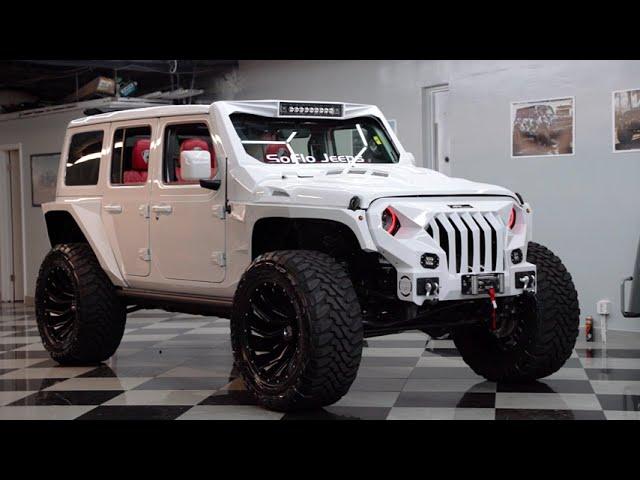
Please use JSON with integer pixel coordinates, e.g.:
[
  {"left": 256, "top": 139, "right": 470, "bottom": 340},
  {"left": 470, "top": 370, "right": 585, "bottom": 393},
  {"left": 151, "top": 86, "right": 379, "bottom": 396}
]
[{"left": 43, "top": 200, "right": 127, "bottom": 287}]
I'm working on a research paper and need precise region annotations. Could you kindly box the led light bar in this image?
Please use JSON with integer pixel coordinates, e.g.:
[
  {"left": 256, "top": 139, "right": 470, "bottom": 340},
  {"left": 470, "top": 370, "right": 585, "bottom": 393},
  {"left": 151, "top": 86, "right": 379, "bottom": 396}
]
[{"left": 279, "top": 102, "right": 343, "bottom": 118}]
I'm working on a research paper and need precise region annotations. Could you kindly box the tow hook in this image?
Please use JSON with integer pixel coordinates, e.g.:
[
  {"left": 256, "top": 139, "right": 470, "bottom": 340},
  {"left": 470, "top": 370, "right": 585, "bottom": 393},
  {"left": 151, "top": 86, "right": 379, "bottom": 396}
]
[{"left": 488, "top": 287, "right": 498, "bottom": 331}]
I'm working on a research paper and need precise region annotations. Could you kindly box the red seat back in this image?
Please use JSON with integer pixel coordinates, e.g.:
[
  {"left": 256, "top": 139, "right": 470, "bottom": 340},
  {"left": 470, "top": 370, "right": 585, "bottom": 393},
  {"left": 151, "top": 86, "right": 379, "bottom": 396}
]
[{"left": 123, "top": 138, "right": 150, "bottom": 184}]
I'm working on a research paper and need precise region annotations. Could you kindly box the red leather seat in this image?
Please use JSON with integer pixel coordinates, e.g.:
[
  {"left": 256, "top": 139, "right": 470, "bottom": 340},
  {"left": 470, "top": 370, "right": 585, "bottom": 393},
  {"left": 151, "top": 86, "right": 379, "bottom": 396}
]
[
  {"left": 175, "top": 138, "right": 216, "bottom": 183},
  {"left": 123, "top": 138, "right": 150, "bottom": 184}
]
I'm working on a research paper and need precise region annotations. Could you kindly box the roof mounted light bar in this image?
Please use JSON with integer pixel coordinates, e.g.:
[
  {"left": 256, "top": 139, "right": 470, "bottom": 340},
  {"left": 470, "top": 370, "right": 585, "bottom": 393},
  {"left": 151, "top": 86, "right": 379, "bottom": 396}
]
[{"left": 278, "top": 102, "right": 343, "bottom": 118}]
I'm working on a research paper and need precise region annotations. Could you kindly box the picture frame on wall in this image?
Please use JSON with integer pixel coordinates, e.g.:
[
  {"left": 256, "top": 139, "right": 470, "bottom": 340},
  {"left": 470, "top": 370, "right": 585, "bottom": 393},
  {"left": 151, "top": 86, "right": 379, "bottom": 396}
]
[
  {"left": 30, "top": 153, "right": 59, "bottom": 207},
  {"left": 511, "top": 96, "right": 575, "bottom": 158},
  {"left": 612, "top": 88, "right": 640, "bottom": 152}
]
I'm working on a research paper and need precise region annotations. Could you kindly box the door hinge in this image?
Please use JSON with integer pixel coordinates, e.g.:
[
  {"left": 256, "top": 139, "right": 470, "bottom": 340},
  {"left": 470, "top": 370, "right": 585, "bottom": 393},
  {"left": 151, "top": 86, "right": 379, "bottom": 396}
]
[
  {"left": 139, "top": 204, "right": 150, "bottom": 219},
  {"left": 9, "top": 274, "right": 15, "bottom": 282},
  {"left": 211, "top": 251, "right": 226, "bottom": 267},
  {"left": 138, "top": 248, "right": 151, "bottom": 261},
  {"left": 212, "top": 205, "right": 226, "bottom": 220}
]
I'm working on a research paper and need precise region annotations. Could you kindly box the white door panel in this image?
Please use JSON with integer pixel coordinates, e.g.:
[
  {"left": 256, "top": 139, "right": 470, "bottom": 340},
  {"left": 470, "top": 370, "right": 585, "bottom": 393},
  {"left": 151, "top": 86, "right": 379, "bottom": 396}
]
[
  {"left": 101, "top": 120, "right": 155, "bottom": 278},
  {"left": 149, "top": 117, "right": 225, "bottom": 284}
]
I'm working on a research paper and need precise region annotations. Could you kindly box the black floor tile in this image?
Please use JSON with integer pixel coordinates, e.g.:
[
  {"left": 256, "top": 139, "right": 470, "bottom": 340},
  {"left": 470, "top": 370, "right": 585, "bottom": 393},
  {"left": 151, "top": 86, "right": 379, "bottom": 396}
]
[
  {"left": 596, "top": 394, "right": 640, "bottom": 412},
  {"left": 77, "top": 405, "right": 191, "bottom": 420},
  {"left": 199, "top": 390, "right": 258, "bottom": 406},
  {"left": 395, "top": 391, "right": 495, "bottom": 408},
  {"left": 0, "top": 378, "right": 64, "bottom": 391},
  {"left": 586, "top": 369, "right": 640, "bottom": 381},
  {"left": 497, "top": 380, "right": 594, "bottom": 394},
  {"left": 496, "top": 409, "right": 607, "bottom": 420},
  {"left": 422, "top": 348, "right": 461, "bottom": 357},
  {"left": 8, "top": 390, "right": 124, "bottom": 406}
]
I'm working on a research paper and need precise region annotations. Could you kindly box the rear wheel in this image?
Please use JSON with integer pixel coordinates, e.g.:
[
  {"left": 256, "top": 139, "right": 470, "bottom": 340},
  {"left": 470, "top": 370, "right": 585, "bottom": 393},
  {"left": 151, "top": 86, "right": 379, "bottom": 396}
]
[
  {"left": 453, "top": 242, "right": 579, "bottom": 382},
  {"left": 231, "top": 250, "right": 363, "bottom": 411},
  {"left": 35, "top": 243, "right": 126, "bottom": 365}
]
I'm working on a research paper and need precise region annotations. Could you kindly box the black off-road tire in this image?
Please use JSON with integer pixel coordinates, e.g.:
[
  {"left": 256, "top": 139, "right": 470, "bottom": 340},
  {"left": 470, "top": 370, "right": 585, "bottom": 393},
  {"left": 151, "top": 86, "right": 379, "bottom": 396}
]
[
  {"left": 453, "top": 241, "right": 579, "bottom": 382},
  {"left": 231, "top": 250, "right": 363, "bottom": 411},
  {"left": 35, "top": 243, "right": 126, "bottom": 365}
]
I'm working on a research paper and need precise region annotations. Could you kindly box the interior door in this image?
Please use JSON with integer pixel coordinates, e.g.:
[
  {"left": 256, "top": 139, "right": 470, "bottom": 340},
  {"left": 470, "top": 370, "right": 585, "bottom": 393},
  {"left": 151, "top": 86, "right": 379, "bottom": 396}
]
[
  {"left": 149, "top": 117, "right": 225, "bottom": 284},
  {"left": 101, "top": 120, "right": 155, "bottom": 279},
  {"left": 433, "top": 88, "right": 451, "bottom": 176},
  {"left": 8, "top": 150, "right": 23, "bottom": 301}
]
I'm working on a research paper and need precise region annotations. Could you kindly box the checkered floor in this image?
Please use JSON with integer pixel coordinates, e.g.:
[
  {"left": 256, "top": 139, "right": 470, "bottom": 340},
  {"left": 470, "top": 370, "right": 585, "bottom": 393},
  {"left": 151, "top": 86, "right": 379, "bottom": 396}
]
[{"left": 1, "top": 303, "right": 639, "bottom": 420}]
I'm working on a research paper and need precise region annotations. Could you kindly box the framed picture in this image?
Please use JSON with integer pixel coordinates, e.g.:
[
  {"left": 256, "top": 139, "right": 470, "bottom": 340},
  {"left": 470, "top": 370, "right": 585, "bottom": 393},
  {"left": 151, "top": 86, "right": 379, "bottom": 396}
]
[
  {"left": 30, "top": 153, "right": 59, "bottom": 206},
  {"left": 612, "top": 88, "right": 640, "bottom": 152},
  {"left": 511, "top": 96, "right": 575, "bottom": 158}
]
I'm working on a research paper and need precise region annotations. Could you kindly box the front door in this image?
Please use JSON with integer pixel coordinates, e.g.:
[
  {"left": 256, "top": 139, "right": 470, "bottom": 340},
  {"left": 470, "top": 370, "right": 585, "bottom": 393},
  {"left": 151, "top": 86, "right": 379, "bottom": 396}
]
[
  {"left": 149, "top": 117, "right": 225, "bottom": 283},
  {"left": 101, "top": 120, "right": 155, "bottom": 278}
]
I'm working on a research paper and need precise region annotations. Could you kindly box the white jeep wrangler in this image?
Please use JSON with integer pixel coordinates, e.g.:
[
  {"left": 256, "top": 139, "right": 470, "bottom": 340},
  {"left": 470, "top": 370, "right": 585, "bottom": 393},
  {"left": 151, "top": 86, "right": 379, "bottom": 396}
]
[{"left": 36, "top": 100, "right": 579, "bottom": 411}]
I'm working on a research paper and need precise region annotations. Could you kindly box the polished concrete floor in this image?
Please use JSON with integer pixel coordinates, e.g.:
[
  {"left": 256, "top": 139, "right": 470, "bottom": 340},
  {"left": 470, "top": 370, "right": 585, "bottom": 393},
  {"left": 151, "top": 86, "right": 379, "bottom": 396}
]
[{"left": 0, "top": 302, "right": 639, "bottom": 420}]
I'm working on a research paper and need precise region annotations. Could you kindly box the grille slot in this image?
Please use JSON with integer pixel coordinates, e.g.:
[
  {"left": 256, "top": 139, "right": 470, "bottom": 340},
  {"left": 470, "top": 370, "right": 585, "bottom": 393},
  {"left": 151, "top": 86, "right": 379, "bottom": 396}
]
[{"left": 425, "top": 211, "right": 505, "bottom": 274}]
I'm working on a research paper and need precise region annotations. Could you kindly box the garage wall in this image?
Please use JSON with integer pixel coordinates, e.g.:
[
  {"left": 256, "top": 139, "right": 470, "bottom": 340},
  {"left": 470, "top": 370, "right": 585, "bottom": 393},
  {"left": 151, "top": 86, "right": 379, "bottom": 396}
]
[
  {"left": 224, "top": 60, "right": 640, "bottom": 331},
  {"left": 0, "top": 109, "right": 81, "bottom": 301}
]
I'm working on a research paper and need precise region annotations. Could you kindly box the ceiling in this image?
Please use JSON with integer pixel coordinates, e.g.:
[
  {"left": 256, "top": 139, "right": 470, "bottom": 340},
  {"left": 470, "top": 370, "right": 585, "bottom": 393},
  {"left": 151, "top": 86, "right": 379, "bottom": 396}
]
[{"left": 0, "top": 60, "right": 237, "bottom": 112}]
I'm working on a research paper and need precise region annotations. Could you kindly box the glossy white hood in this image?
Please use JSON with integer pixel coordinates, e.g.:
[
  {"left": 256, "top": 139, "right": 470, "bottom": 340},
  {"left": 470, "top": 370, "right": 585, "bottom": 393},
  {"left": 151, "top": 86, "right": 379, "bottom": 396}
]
[{"left": 251, "top": 164, "right": 517, "bottom": 208}]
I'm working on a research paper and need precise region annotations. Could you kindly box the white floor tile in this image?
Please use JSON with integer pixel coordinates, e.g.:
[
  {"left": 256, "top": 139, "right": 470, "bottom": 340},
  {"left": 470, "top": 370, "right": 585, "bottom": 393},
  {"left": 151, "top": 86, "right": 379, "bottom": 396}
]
[
  {"left": 495, "top": 392, "right": 602, "bottom": 410},
  {"left": 44, "top": 377, "right": 152, "bottom": 391},
  {"left": 104, "top": 389, "right": 215, "bottom": 406},
  {"left": 0, "top": 406, "right": 95, "bottom": 420},
  {"left": 387, "top": 407, "right": 495, "bottom": 420},
  {"left": 178, "top": 405, "right": 284, "bottom": 420}
]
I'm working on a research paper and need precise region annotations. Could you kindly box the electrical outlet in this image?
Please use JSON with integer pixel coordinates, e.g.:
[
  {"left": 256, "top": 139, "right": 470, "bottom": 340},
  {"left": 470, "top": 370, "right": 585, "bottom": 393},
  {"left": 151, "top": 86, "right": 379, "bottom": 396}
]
[{"left": 597, "top": 299, "right": 611, "bottom": 315}]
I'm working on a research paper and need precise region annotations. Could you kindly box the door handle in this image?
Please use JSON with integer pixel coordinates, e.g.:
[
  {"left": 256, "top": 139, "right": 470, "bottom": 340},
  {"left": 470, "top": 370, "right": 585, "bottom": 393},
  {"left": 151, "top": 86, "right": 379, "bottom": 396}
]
[
  {"left": 103, "top": 204, "right": 123, "bottom": 214},
  {"left": 151, "top": 204, "right": 173, "bottom": 214}
]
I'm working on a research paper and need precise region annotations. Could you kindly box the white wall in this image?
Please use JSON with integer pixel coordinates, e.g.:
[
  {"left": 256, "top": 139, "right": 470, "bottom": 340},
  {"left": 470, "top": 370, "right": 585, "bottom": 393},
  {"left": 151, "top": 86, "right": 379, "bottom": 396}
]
[
  {"left": 0, "top": 109, "right": 82, "bottom": 301},
  {"left": 225, "top": 60, "right": 640, "bottom": 331}
]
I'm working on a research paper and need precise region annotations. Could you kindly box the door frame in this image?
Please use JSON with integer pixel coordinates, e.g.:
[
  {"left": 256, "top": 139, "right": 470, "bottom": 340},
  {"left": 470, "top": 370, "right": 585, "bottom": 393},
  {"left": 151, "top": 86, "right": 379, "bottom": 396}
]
[
  {"left": 0, "top": 143, "right": 27, "bottom": 303},
  {"left": 422, "top": 84, "right": 450, "bottom": 171}
]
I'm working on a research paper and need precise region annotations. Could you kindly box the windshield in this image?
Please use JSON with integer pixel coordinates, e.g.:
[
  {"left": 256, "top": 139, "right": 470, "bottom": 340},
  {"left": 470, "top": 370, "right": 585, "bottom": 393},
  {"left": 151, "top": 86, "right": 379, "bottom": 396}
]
[{"left": 230, "top": 113, "right": 399, "bottom": 165}]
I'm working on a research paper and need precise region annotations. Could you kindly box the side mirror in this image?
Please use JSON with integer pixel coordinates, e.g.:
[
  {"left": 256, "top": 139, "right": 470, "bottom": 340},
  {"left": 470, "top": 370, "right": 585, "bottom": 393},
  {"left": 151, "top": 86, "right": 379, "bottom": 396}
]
[
  {"left": 200, "top": 178, "right": 221, "bottom": 190},
  {"left": 180, "top": 150, "right": 211, "bottom": 181}
]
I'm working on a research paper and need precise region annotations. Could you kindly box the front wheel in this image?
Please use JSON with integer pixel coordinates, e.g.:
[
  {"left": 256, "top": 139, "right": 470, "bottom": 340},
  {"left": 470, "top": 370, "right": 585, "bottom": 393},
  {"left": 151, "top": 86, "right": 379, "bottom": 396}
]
[
  {"left": 231, "top": 250, "right": 363, "bottom": 411},
  {"left": 35, "top": 243, "right": 126, "bottom": 365},
  {"left": 453, "top": 242, "right": 579, "bottom": 382}
]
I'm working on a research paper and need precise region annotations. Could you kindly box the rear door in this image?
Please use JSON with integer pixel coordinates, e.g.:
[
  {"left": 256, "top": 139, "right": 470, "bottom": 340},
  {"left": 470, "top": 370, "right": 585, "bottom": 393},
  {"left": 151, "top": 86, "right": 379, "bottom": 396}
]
[
  {"left": 149, "top": 116, "right": 226, "bottom": 284},
  {"left": 101, "top": 119, "right": 156, "bottom": 279}
]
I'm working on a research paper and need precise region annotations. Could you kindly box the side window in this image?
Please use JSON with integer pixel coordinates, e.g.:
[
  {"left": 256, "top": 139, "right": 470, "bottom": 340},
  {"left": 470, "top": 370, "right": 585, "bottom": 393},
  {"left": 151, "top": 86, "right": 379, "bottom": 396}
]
[
  {"left": 163, "top": 122, "right": 216, "bottom": 184},
  {"left": 110, "top": 126, "right": 152, "bottom": 185},
  {"left": 65, "top": 130, "right": 104, "bottom": 186}
]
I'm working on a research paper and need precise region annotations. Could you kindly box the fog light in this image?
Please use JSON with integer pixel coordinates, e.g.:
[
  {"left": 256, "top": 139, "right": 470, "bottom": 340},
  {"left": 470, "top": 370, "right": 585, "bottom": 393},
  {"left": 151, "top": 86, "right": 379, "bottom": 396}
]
[
  {"left": 398, "top": 276, "right": 412, "bottom": 297},
  {"left": 421, "top": 253, "right": 439, "bottom": 269},
  {"left": 511, "top": 248, "right": 523, "bottom": 264}
]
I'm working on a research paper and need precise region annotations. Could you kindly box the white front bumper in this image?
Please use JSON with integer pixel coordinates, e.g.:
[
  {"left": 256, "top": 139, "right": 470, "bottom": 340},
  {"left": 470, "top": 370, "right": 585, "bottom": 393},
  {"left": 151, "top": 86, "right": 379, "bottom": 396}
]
[{"left": 366, "top": 196, "right": 537, "bottom": 305}]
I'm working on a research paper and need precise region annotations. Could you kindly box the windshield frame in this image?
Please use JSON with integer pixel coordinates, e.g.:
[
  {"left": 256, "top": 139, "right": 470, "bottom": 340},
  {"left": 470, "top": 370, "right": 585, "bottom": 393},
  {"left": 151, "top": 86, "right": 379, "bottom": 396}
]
[{"left": 229, "top": 113, "right": 401, "bottom": 166}]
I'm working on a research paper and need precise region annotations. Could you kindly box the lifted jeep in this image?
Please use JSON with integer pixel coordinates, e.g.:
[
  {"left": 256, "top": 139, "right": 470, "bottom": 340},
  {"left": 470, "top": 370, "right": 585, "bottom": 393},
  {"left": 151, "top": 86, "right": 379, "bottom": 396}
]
[{"left": 36, "top": 100, "right": 579, "bottom": 411}]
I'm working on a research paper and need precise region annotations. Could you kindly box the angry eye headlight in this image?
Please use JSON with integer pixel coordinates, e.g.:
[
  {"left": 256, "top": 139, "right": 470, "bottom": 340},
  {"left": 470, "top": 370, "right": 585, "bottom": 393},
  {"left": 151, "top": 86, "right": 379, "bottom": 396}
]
[
  {"left": 508, "top": 207, "right": 516, "bottom": 230},
  {"left": 382, "top": 207, "right": 401, "bottom": 235}
]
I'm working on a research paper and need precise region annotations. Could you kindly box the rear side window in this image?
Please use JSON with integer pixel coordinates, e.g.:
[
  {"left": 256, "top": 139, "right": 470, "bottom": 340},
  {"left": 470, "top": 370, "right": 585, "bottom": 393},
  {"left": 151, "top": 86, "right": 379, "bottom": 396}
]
[
  {"left": 110, "top": 126, "right": 152, "bottom": 185},
  {"left": 65, "top": 130, "right": 104, "bottom": 186},
  {"left": 163, "top": 122, "right": 215, "bottom": 184}
]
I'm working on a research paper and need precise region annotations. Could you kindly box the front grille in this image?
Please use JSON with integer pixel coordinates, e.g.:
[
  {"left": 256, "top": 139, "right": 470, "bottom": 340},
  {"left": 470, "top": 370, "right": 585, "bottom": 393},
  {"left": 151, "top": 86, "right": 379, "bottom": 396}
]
[{"left": 424, "top": 212, "right": 505, "bottom": 274}]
